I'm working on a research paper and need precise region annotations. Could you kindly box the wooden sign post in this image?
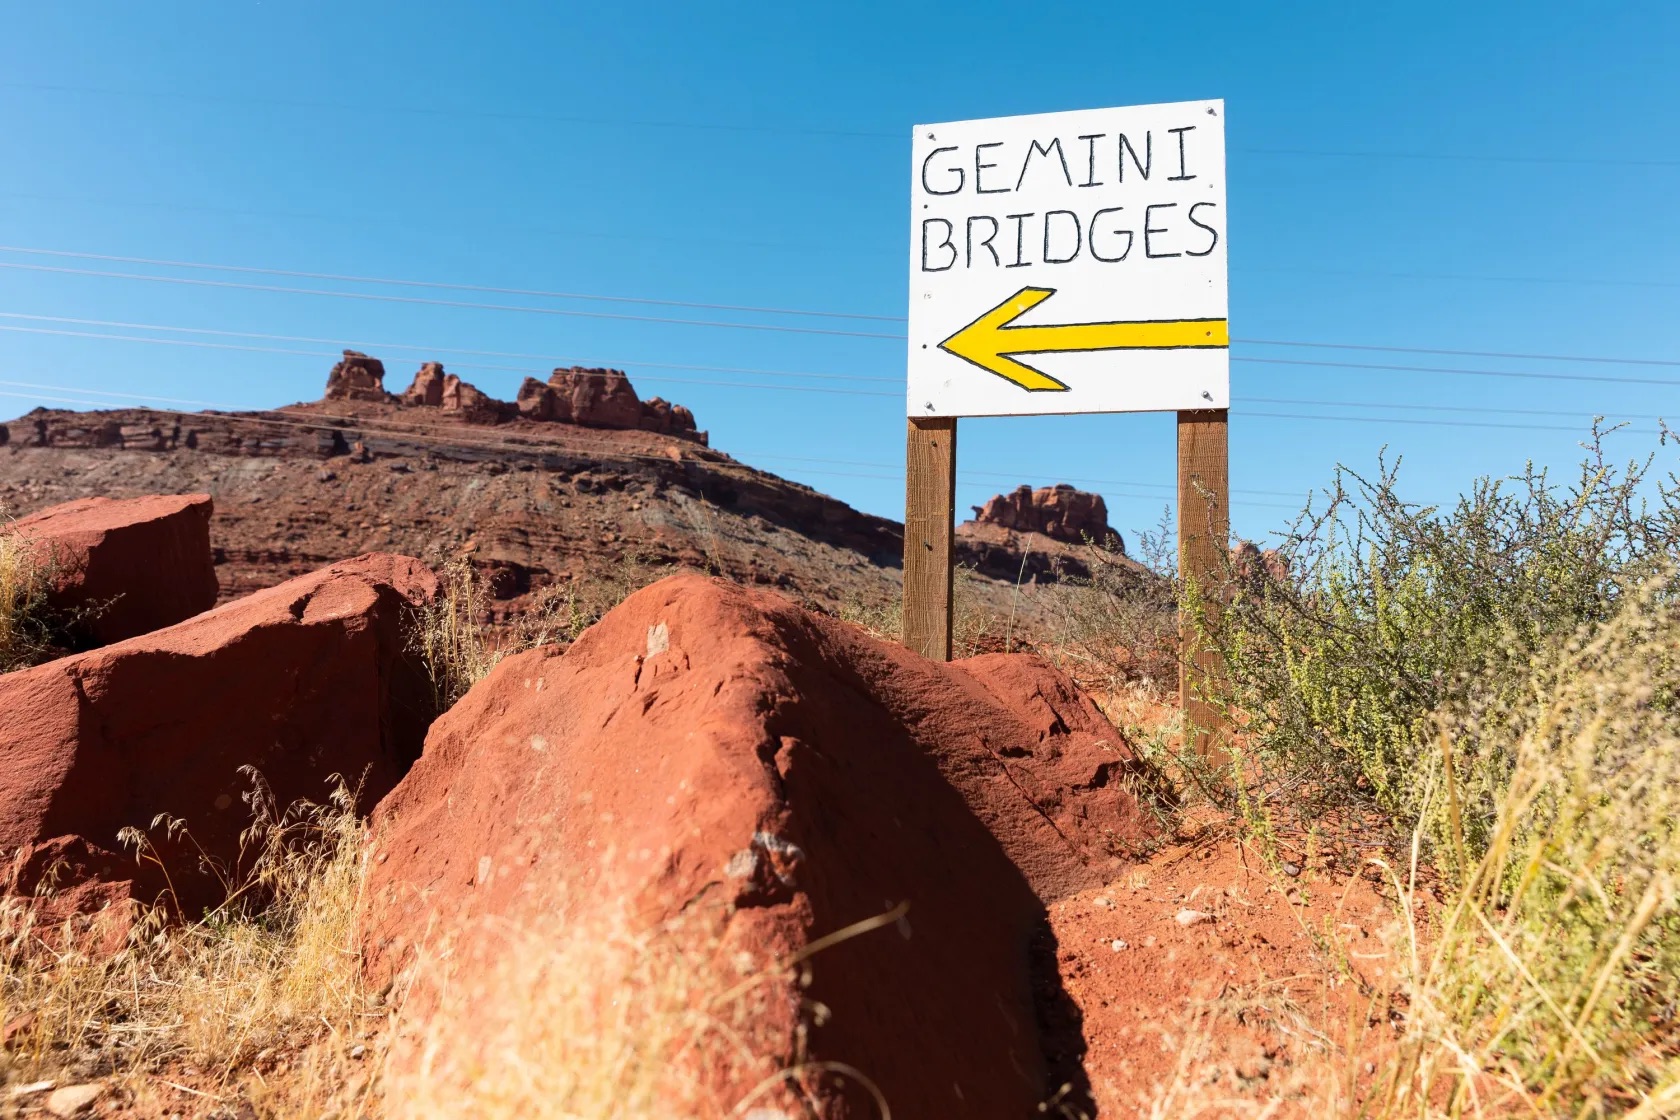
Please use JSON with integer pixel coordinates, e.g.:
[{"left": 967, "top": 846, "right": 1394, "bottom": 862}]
[
  {"left": 902, "top": 99, "right": 1231, "bottom": 730},
  {"left": 903, "top": 417, "right": 957, "bottom": 660},
  {"left": 1176, "top": 408, "right": 1230, "bottom": 753}
]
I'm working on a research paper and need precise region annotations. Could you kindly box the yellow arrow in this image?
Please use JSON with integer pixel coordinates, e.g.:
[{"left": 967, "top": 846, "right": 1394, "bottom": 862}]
[{"left": 938, "top": 286, "right": 1229, "bottom": 392}]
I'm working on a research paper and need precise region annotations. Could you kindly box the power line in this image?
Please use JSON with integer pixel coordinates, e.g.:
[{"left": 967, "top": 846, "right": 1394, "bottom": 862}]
[
  {"left": 1233, "top": 354, "right": 1680, "bottom": 388},
  {"left": 0, "top": 312, "right": 901, "bottom": 382},
  {"left": 3, "top": 197, "right": 1672, "bottom": 297},
  {"left": 2, "top": 318, "right": 1672, "bottom": 410},
  {"left": 1243, "top": 409, "right": 1660, "bottom": 437},
  {"left": 1236, "top": 337, "right": 1680, "bottom": 368},
  {"left": 5, "top": 246, "right": 1678, "bottom": 374},
  {"left": 1244, "top": 265, "right": 1680, "bottom": 292},
  {"left": 1235, "top": 146, "right": 1680, "bottom": 169},
  {"left": 1239, "top": 395, "right": 1664, "bottom": 422},
  {"left": 0, "top": 325, "right": 901, "bottom": 397},
  {"left": 742, "top": 451, "right": 1305, "bottom": 498},
  {"left": 7, "top": 80, "right": 1678, "bottom": 168},
  {"left": 0, "top": 245, "right": 904, "bottom": 323},
  {"left": 0, "top": 261, "right": 904, "bottom": 340}
]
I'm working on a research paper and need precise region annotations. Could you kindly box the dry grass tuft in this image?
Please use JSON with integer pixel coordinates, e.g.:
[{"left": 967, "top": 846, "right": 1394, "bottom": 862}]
[
  {"left": 1369, "top": 572, "right": 1680, "bottom": 1118},
  {"left": 382, "top": 890, "right": 866, "bottom": 1120},
  {"left": 0, "top": 777, "right": 380, "bottom": 1117},
  {"left": 1042, "top": 515, "right": 1182, "bottom": 701},
  {"left": 1143, "top": 571, "right": 1680, "bottom": 1118},
  {"left": 0, "top": 508, "right": 58, "bottom": 674},
  {"left": 411, "top": 552, "right": 663, "bottom": 713}
]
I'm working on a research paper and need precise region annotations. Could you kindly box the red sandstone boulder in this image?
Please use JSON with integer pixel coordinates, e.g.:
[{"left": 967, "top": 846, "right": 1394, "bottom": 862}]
[
  {"left": 514, "top": 376, "right": 561, "bottom": 421},
  {"left": 439, "top": 374, "right": 508, "bottom": 424},
  {"left": 9, "top": 494, "right": 218, "bottom": 647},
  {"left": 972, "top": 483, "right": 1119, "bottom": 548},
  {"left": 363, "top": 573, "right": 1157, "bottom": 1118},
  {"left": 0, "top": 553, "right": 439, "bottom": 917},
  {"left": 402, "top": 362, "right": 447, "bottom": 407},
  {"left": 638, "top": 396, "right": 708, "bottom": 444},
  {"left": 546, "top": 366, "right": 643, "bottom": 429},
  {"left": 323, "top": 350, "right": 391, "bottom": 403},
  {"left": 1231, "top": 540, "right": 1289, "bottom": 591}
]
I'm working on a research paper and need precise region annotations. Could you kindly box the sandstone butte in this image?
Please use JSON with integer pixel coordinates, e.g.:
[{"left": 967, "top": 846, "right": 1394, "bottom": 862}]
[
  {"left": 0, "top": 353, "right": 1151, "bottom": 648},
  {"left": 0, "top": 553, "right": 437, "bottom": 919},
  {"left": 363, "top": 572, "right": 1162, "bottom": 1119}
]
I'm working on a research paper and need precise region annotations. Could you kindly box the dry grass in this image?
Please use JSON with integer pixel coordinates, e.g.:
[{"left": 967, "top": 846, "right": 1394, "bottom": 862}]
[
  {"left": 0, "top": 777, "right": 380, "bottom": 1117},
  {"left": 410, "top": 551, "right": 660, "bottom": 713},
  {"left": 841, "top": 562, "right": 1003, "bottom": 657},
  {"left": 1042, "top": 524, "right": 1181, "bottom": 701},
  {"left": 1144, "top": 571, "right": 1680, "bottom": 1118},
  {"left": 381, "top": 885, "right": 877, "bottom": 1120},
  {"left": 0, "top": 509, "right": 57, "bottom": 674}
]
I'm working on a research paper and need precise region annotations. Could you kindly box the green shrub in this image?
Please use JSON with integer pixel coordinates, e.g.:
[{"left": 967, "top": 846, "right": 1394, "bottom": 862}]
[
  {"left": 1203, "top": 429, "right": 1680, "bottom": 866},
  {"left": 1377, "top": 572, "right": 1680, "bottom": 1116}
]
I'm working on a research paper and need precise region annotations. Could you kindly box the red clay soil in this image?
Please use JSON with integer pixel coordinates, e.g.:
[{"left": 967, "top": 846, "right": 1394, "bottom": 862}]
[
  {"left": 363, "top": 573, "right": 1164, "bottom": 1120},
  {"left": 1048, "top": 831, "right": 1407, "bottom": 1117}
]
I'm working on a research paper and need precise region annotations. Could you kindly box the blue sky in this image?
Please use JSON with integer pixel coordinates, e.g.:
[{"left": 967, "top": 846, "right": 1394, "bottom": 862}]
[{"left": 1, "top": 1, "right": 1676, "bottom": 547}]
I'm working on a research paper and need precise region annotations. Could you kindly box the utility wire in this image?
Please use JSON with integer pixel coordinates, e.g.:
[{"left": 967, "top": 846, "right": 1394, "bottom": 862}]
[
  {"left": 4, "top": 247, "right": 1677, "bottom": 373},
  {"left": 0, "top": 325, "right": 901, "bottom": 397},
  {"left": 0, "top": 312, "right": 901, "bottom": 382},
  {"left": 1236, "top": 337, "right": 1680, "bottom": 368},
  {"left": 7, "top": 81, "right": 1679, "bottom": 168},
  {"left": 1233, "top": 355, "right": 1680, "bottom": 388},
  {"left": 0, "top": 245, "right": 904, "bottom": 322},
  {"left": 2, "top": 199, "right": 1672, "bottom": 295},
  {"left": 1, "top": 320, "right": 1673, "bottom": 420},
  {"left": 4, "top": 315, "right": 1674, "bottom": 400},
  {"left": 0, "top": 262, "right": 905, "bottom": 340}
]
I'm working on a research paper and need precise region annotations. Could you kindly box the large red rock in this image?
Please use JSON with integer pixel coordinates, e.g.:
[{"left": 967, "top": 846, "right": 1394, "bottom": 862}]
[
  {"left": 401, "top": 362, "right": 447, "bottom": 407},
  {"left": 639, "top": 395, "right": 707, "bottom": 444},
  {"left": 546, "top": 366, "right": 644, "bottom": 429},
  {"left": 972, "top": 483, "right": 1118, "bottom": 548},
  {"left": 363, "top": 573, "right": 1158, "bottom": 1118},
  {"left": 513, "top": 376, "right": 561, "bottom": 421},
  {"left": 323, "top": 350, "right": 391, "bottom": 403},
  {"left": 10, "top": 494, "right": 218, "bottom": 647},
  {"left": 0, "top": 553, "right": 438, "bottom": 917},
  {"left": 439, "top": 374, "right": 509, "bottom": 424}
]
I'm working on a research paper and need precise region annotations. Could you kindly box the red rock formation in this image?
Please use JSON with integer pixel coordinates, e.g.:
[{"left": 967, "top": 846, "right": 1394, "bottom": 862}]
[
  {"left": 546, "top": 366, "right": 642, "bottom": 430},
  {"left": 638, "top": 396, "right": 707, "bottom": 445},
  {"left": 0, "top": 553, "right": 438, "bottom": 916},
  {"left": 973, "top": 483, "right": 1117, "bottom": 547},
  {"left": 322, "top": 353, "right": 707, "bottom": 442},
  {"left": 362, "top": 573, "right": 1157, "bottom": 1117},
  {"left": 1231, "top": 540, "right": 1289, "bottom": 589},
  {"left": 439, "top": 374, "right": 508, "bottom": 424},
  {"left": 10, "top": 494, "right": 218, "bottom": 647},
  {"left": 323, "top": 350, "right": 390, "bottom": 403},
  {"left": 514, "top": 376, "right": 560, "bottom": 421},
  {"left": 402, "top": 362, "right": 446, "bottom": 407}
]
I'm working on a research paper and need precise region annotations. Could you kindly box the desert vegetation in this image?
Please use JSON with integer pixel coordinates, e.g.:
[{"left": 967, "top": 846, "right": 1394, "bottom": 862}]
[
  {"left": 1147, "top": 432, "right": 1680, "bottom": 1116},
  {"left": 1, "top": 778, "right": 379, "bottom": 1117},
  {"left": 0, "top": 509, "right": 59, "bottom": 674},
  {"left": 3, "top": 434, "right": 1678, "bottom": 1119}
]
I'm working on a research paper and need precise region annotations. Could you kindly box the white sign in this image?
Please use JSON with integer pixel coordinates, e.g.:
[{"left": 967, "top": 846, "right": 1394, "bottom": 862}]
[{"left": 907, "top": 99, "right": 1228, "bottom": 418}]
